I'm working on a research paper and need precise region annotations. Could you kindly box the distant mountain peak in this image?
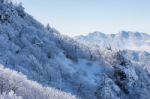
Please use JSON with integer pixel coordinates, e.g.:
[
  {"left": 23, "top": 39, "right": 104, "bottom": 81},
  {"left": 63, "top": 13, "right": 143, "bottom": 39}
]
[
  {"left": 75, "top": 31, "right": 150, "bottom": 52},
  {"left": 118, "top": 31, "right": 130, "bottom": 39},
  {"left": 88, "top": 31, "right": 107, "bottom": 38}
]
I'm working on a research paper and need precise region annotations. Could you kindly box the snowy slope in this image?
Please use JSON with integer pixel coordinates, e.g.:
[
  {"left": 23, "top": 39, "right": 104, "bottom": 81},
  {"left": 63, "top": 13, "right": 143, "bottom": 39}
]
[
  {"left": 0, "top": 65, "right": 76, "bottom": 99},
  {"left": 75, "top": 31, "right": 150, "bottom": 52},
  {"left": 122, "top": 50, "right": 150, "bottom": 72},
  {"left": 0, "top": 1, "right": 110, "bottom": 98},
  {"left": 0, "top": 1, "right": 150, "bottom": 99},
  {"left": 75, "top": 31, "right": 150, "bottom": 73}
]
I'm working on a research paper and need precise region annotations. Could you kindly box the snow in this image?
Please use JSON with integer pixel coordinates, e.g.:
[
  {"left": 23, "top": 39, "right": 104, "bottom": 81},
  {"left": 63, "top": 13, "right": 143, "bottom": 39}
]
[
  {"left": 0, "top": 1, "right": 150, "bottom": 99},
  {"left": 0, "top": 65, "right": 76, "bottom": 99},
  {"left": 75, "top": 31, "right": 150, "bottom": 52}
]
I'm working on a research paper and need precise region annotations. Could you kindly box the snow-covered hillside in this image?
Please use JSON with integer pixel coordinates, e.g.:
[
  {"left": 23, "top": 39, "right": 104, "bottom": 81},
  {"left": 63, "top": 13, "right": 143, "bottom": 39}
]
[
  {"left": 0, "top": 0, "right": 150, "bottom": 99},
  {"left": 0, "top": 65, "right": 76, "bottom": 99},
  {"left": 122, "top": 50, "right": 150, "bottom": 72},
  {"left": 75, "top": 31, "right": 150, "bottom": 72},
  {"left": 75, "top": 31, "right": 150, "bottom": 52}
]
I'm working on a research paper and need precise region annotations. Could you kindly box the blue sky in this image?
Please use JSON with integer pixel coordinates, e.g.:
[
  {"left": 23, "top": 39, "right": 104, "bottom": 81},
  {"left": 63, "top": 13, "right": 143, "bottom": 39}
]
[{"left": 17, "top": 0, "right": 150, "bottom": 36}]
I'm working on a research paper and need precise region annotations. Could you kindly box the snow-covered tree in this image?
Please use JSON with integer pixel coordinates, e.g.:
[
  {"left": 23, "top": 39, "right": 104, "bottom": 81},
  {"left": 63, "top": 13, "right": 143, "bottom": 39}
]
[
  {"left": 0, "top": 1, "right": 149, "bottom": 99},
  {"left": 16, "top": 3, "right": 25, "bottom": 17},
  {"left": 0, "top": 65, "right": 76, "bottom": 99},
  {"left": 0, "top": 91, "right": 22, "bottom": 99}
]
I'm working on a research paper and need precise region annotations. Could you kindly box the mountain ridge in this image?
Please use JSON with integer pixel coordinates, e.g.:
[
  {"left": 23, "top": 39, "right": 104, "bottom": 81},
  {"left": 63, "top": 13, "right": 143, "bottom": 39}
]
[
  {"left": 75, "top": 31, "right": 150, "bottom": 52},
  {"left": 0, "top": 1, "right": 150, "bottom": 99}
]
